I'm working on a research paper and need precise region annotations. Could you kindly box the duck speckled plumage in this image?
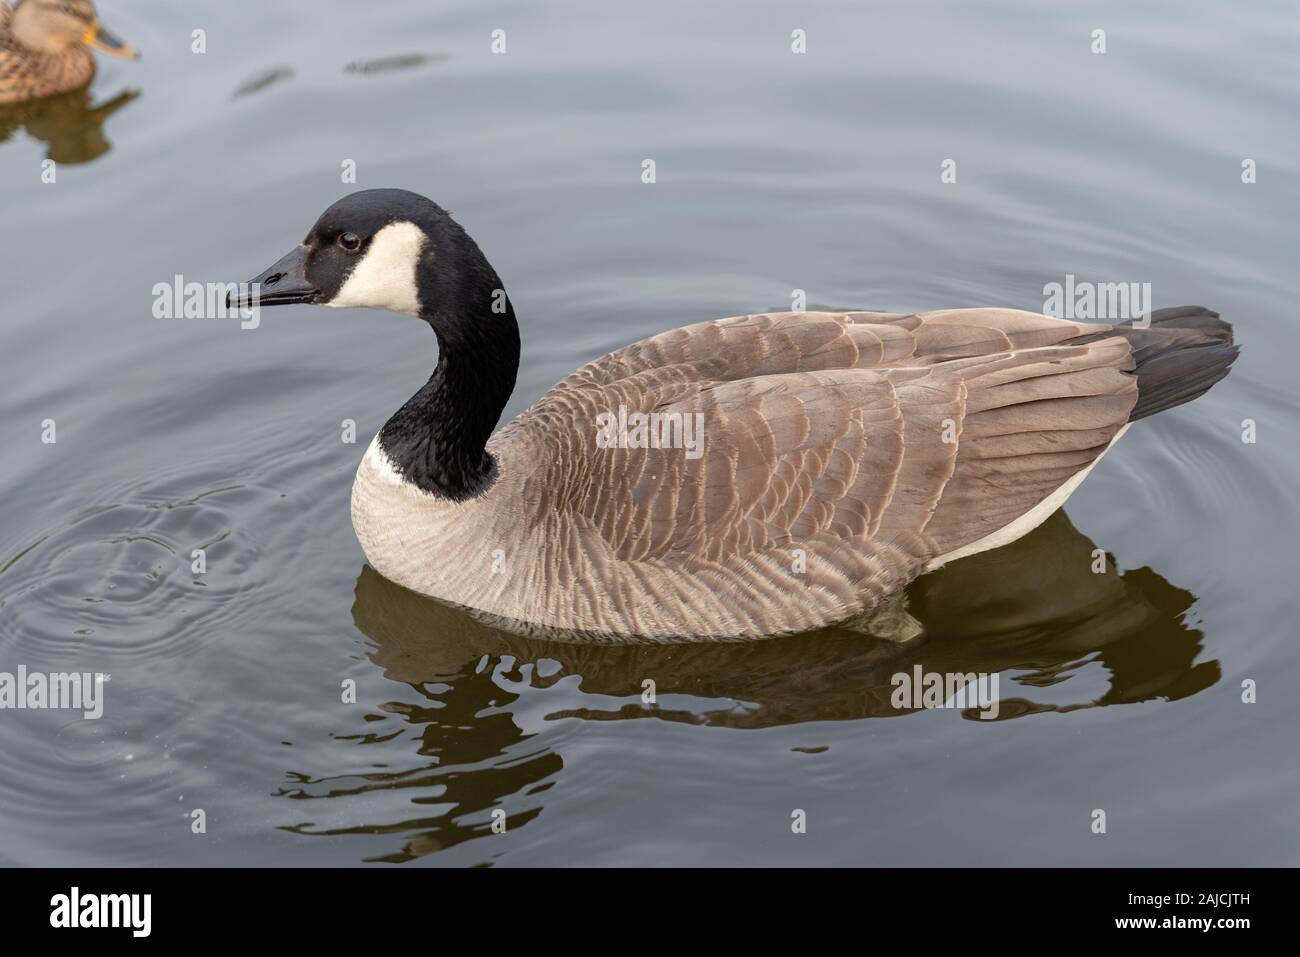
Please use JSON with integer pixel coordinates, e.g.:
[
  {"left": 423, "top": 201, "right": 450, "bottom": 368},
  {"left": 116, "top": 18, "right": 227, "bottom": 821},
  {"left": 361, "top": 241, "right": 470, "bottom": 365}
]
[
  {"left": 236, "top": 190, "right": 1240, "bottom": 643},
  {"left": 0, "top": 0, "right": 136, "bottom": 105}
]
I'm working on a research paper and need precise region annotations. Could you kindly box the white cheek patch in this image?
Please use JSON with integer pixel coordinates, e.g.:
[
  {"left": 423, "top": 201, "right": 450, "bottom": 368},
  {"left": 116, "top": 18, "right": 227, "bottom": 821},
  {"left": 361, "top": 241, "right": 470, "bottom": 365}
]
[{"left": 327, "top": 221, "right": 427, "bottom": 316}]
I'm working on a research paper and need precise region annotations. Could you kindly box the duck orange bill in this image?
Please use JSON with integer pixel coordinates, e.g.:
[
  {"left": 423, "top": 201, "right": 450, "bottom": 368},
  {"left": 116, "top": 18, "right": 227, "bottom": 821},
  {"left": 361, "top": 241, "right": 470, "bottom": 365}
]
[{"left": 84, "top": 23, "right": 140, "bottom": 60}]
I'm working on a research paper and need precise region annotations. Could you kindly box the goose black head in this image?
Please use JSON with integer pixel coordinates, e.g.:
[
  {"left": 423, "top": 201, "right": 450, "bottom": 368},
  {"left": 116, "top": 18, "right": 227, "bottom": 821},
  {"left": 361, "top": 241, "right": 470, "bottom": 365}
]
[
  {"left": 232, "top": 189, "right": 521, "bottom": 501},
  {"left": 232, "top": 189, "right": 511, "bottom": 341},
  {"left": 12, "top": 0, "right": 139, "bottom": 58}
]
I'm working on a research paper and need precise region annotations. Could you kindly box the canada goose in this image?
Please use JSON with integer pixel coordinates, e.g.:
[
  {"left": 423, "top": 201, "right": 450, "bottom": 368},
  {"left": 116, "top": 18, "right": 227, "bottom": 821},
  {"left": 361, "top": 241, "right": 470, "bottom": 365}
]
[
  {"left": 0, "top": 0, "right": 137, "bottom": 105},
  {"left": 233, "top": 189, "right": 1238, "bottom": 642}
]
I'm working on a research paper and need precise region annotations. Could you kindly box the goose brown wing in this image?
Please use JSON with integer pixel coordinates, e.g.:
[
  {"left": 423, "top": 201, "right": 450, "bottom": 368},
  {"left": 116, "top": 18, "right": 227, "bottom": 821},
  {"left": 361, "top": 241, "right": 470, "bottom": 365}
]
[{"left": 507, "top": 310, "right": 1136, "bottom": 633}]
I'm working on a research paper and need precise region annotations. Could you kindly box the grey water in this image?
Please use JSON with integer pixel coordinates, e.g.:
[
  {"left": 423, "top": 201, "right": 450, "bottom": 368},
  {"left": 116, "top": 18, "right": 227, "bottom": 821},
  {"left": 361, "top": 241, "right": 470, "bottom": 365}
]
[{"left": 1, "top": 0, "right": 1297, "bottom": 865}]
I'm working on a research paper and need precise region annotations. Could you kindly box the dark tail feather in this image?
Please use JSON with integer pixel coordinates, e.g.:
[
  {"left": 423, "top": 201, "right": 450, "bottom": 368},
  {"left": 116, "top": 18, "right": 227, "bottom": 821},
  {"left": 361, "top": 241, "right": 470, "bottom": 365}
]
[{"left": 1072, "top": 306, "right": 1240, "bottom": 421}]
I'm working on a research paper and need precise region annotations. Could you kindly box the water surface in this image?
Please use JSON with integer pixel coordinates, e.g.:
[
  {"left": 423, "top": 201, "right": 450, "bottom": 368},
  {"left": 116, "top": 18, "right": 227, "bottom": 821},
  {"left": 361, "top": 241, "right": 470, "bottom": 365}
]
[{"left": 1, "top": 0, "right": 1297, "bottom": 866}]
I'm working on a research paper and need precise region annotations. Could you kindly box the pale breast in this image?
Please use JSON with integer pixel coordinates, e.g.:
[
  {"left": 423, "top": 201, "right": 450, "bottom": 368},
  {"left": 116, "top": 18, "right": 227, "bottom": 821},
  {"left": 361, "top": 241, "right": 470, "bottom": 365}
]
[{"left": 350, "top": 433, "right": 541, "bottom": 626}]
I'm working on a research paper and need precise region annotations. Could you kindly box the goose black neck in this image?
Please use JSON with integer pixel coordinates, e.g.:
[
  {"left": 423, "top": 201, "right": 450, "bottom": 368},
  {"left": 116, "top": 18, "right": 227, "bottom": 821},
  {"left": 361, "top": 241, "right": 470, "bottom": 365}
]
[{"left": 378, "top": 262, "right": 520, "bottom": 501}]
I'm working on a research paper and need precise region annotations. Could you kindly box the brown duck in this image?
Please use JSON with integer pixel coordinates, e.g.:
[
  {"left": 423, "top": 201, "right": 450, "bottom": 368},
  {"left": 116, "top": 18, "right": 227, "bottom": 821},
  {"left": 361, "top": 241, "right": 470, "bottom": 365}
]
[{"left": 0, "top": 0, "right": 136, "bottom": 105}]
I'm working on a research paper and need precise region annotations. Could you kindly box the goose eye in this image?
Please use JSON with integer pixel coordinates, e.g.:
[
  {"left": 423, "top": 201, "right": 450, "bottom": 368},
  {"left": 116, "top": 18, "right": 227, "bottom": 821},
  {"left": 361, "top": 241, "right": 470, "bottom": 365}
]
[{"left": 337, "top": 232, "right": 361, "bottom": 252}]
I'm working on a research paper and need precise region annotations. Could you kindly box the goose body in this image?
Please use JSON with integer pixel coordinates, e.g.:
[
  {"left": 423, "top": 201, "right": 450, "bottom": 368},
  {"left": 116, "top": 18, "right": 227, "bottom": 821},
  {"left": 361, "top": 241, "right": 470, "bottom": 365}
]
[
  {"left": 237, "top": 190, "right": 1238, "bottom": 642},
  {"left": 0, "top": 0, "right": 136, "bottom": 105}
]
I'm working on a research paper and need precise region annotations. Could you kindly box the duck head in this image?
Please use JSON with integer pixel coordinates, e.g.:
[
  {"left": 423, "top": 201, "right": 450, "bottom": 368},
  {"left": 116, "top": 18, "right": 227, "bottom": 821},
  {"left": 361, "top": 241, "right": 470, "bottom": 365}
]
[
  {"left": 231, "top": 189, "right": 513, "bottom": 342},
  {"left": 11, "top": 0, "right": 139, "bottom": 59}
]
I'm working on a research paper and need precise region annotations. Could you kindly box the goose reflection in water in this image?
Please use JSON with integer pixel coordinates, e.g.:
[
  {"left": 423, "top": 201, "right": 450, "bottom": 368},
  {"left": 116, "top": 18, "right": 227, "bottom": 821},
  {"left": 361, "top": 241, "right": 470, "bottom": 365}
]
[
  {"left": 278, "top": 507, "right": 1217, "bottom": 862},
  {"left": 0, "top": 85, "right": 137, "bottom": 163}
]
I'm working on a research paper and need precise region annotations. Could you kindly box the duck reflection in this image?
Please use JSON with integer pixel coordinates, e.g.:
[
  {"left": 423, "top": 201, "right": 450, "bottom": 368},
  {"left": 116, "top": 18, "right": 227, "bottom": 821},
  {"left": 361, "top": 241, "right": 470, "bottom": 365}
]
[
  {"left": 0, "top": 85, "right": 137, "bottom": 163},
  {"left": 284, "top": 508, "right": 1216, "bottom": 861}
]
